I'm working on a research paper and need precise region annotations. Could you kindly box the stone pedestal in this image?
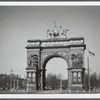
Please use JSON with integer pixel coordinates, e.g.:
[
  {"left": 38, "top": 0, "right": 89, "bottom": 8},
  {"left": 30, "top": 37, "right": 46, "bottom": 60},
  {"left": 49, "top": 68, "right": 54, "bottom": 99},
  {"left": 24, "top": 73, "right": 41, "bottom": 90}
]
[
  {"left": 68, "top": 67, "right": 85, "bottom": 90},
  {"left": 26, "top": 69, "right": 36, "bottom": 92}
]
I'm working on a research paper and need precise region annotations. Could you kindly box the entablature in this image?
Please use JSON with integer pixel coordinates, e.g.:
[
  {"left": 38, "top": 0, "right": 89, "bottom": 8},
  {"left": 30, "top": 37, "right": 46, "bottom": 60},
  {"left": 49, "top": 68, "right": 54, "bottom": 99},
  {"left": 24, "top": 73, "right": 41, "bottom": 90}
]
[{"left": 26, "top": 37, "right": 86, "bottom": 50}]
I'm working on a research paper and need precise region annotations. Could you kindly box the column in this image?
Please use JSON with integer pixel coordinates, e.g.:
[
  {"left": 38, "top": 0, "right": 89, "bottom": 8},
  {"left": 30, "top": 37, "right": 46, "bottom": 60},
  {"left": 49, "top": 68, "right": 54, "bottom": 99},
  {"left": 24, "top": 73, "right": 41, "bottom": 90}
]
[
  {"left": 16, "top": 79, "right": 19, "bottom": 89},
  {"left": 83, "top": 71, "right": 85, "bottom": 88},
  {"left": 76, "top": 72, "right": 78, "bottom": 83},
  {"left": 80, "top": 72, "right": 83, "bottom": 83},
  {"left": 73, "top": 72, "right": 77, "bottom": 83},
  {"left": 39, "top": 49, "right": 41, "bottom": 90},
  {"left": 77, "top": 72, "right": 82, "bottom": 83},
  {"left": 27, "top": 72, "right": 29, "bottom": 78},
  {"left": 72, "top": 72, "right": 74, "bottom": 83},
  {"left": 33, "top": 71, "right": 35, "bottom": 83},
  {"left": 40, "top": 69, "right": 43, "bottom": 90},
  {"left": 68, "top": 70, "right": 70, "bottom": 84},
  {"left": 81, "top": 72, "right": 82, "bottom": 83},
  {"left": 31, "top": 72, "right": 33, "bottom": 83},
  {"left": 37, "top": 69, "right": 40, "bottom": 90},
  {"left": 43, "top": 69, "right": 46, "bottom": 90}
]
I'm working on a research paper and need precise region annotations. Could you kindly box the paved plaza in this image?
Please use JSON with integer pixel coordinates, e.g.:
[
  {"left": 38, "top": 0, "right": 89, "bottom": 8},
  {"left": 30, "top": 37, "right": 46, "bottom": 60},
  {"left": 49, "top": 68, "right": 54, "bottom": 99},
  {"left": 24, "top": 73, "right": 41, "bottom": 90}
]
[{"left": 0, "top": 89, "right": 100, "bottom": 94}]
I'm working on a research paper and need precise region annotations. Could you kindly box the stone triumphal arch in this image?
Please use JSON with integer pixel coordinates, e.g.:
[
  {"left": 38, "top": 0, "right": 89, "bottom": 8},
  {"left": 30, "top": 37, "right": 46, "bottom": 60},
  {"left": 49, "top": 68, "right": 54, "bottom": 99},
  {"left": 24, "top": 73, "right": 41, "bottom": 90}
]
[{"left": 25, "top": 25, "right": 86, "bottom": 91}]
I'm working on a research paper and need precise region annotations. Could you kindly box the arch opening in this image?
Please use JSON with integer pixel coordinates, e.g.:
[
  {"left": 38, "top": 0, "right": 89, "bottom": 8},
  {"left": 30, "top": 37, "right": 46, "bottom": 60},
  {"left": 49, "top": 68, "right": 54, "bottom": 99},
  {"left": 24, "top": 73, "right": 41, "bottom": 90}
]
[{"left": 42, "top": 56, "right": 68, "bottom": 90}]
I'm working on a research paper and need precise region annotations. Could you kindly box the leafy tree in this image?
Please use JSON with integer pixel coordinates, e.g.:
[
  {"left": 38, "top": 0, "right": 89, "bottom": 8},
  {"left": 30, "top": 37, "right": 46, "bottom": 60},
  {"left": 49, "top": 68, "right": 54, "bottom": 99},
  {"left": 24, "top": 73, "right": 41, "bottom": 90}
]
[
  {"left": 99, "top": 75, "right": 100, "bottom": 89},
  {"left": 0, "top": 73, "right": 26, "bottom": 90},
  {"left": 90, "top": 72, "right": 99, "bottom": 88},
  {"left": 85, "top": 72, "right": 100, "bottom": 90},
  {"left": 84, "top": 72, "right": 88, "bottom": 89},
  {"left": 62, "top": 79, "right": 68, "bottom": 89},
  {"left": 46, "top": 73, "right": 60, "bottom": 90},
  {"left": 46, "top": 73, "right": 68, "bottom": 90}
]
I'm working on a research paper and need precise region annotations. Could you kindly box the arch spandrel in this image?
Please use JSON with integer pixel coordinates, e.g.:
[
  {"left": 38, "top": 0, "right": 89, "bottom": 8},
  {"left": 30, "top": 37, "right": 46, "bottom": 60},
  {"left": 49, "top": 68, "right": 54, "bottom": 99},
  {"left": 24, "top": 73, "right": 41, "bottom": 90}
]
[{"left": 41, "top": 51, "right": 70, "bottom": 69}]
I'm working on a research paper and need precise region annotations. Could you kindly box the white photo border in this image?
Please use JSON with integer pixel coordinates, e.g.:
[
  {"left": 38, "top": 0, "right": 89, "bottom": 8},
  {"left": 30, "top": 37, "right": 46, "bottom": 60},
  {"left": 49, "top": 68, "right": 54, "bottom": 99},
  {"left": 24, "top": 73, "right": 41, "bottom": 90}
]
[{"left": 0, "top": 1, "right": 100, "bottom": 99}]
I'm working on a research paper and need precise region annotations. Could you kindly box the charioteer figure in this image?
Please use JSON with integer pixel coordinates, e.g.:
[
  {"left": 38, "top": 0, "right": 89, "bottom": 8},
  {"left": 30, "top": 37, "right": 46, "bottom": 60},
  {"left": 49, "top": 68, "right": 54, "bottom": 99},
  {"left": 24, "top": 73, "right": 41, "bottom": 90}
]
[{"left": 46, "top": 21, "right": 69, "bottom": 38}]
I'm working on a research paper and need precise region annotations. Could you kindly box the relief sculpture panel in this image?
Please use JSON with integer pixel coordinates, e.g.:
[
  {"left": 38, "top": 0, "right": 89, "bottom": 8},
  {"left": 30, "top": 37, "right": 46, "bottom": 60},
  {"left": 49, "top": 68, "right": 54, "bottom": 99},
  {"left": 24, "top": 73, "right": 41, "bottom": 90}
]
[
  {"left": 28, "top": 54, "right": 38, "bottom": 68},
  {"left": 71, "top": 52, "right": 83, "bottom": 68}
]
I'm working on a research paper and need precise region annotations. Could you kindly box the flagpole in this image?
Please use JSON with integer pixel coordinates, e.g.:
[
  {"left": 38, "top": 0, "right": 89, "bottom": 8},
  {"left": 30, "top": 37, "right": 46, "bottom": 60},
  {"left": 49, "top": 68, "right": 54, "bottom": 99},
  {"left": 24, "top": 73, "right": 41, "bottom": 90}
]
[
  {"left": 87, "top": 56, "right": 90, "bottom": 92},
  {"left": 87, "top": 49, "right": 95, "bottom": 92}
]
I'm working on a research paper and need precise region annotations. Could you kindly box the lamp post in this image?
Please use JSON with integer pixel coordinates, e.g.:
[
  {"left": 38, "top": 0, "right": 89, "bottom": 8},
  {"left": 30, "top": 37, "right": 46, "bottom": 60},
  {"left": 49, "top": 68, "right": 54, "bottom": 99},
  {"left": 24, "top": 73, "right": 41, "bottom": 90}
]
[
  {"left": 99, "top": 76, "right": 100, "bottom": 92},
  {"left": 10, "top": 69, "right": 13, "bottom": 91},
  {"left": 59, "top": 76, "right": 63, "bottom": 93},
  {"left": 16, "top": 75, "right": 19, "bottom": 90}
]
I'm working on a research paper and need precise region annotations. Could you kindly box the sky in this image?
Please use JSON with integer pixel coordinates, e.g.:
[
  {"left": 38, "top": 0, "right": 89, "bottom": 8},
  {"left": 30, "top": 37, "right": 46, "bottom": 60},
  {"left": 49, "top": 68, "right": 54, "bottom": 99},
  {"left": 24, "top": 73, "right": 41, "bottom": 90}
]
[{"left": 0, "top": 6, "right": 100, "bottom": 79}]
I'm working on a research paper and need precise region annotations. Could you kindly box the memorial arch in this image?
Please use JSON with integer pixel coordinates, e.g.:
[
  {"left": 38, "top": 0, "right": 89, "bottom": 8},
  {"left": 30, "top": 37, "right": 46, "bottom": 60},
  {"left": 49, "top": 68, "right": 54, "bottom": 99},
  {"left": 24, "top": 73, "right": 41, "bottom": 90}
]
[{"left": 25, "top": 25, "right": 86, "bottom": 92}]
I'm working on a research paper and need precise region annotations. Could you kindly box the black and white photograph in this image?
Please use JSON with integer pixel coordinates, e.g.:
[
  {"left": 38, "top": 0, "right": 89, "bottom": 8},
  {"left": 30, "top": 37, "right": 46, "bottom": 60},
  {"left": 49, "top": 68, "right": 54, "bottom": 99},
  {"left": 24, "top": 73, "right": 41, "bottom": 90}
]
[{"left": 0, "top": 2, "right": 100, "bottom": 98}]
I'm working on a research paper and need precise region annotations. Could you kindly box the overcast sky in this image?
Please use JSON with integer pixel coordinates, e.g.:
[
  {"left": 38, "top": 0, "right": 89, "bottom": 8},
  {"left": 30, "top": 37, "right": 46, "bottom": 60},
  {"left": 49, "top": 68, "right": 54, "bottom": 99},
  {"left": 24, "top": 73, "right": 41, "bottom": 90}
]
[{"left": 0, "top": 6, "right": 100, "bottom": 79}]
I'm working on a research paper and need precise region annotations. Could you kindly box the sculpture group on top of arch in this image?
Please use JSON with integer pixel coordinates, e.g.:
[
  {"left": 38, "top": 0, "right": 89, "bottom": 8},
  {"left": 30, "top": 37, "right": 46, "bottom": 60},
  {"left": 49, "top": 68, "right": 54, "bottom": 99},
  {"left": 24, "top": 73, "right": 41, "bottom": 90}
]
[{"left": 46, "top": 22, "right": 69, "bottom": 38}]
